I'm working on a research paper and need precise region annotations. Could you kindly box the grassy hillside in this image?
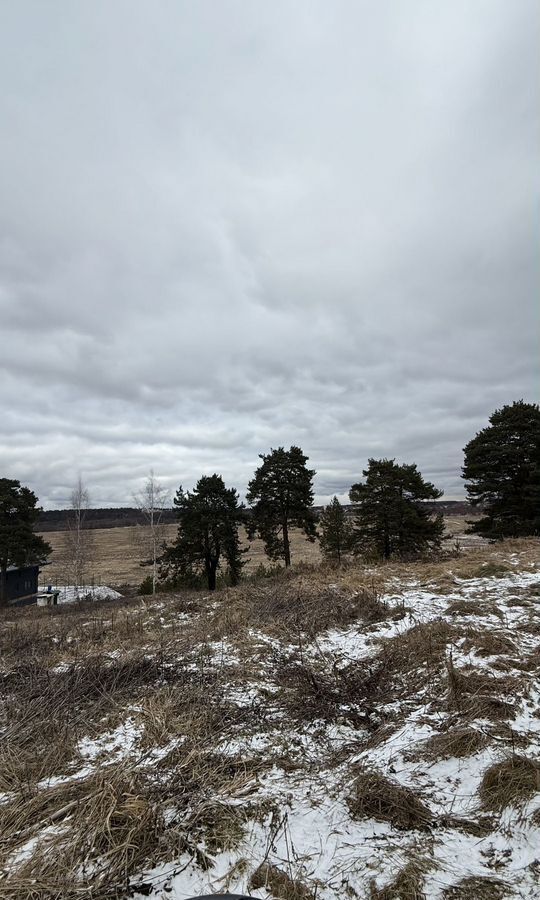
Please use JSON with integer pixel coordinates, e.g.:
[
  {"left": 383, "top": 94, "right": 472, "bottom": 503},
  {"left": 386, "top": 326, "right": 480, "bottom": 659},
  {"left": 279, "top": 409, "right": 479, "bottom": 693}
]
[{"left": 1, "top": 539, "right": 539, "bottom": 898}]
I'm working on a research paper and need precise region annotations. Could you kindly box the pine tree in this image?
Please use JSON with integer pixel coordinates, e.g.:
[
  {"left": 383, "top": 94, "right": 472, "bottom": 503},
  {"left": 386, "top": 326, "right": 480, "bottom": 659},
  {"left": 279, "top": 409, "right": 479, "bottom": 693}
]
[
  {"left": 0, "top": 479, "right": 52, "bottom": 606},
  {"left": 349, "top": 459, "right": 444, "bottom": 560},
  {"left": 246, "top": 446, "right": 316, "bottom": 567},
  {"left": 161, "top": 474, "right": 245, "bottom": 591},
  {"left": 462, "top": 400, "right": 540, "bottom": 539},
  {"left": 319, "top": 496, "right": 353, "bottom": 563}
]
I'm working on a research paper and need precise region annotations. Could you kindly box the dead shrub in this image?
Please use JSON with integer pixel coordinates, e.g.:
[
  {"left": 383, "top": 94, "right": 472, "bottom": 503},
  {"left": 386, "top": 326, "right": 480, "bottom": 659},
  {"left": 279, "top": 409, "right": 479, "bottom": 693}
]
[
  {"left": 250, "top": 862, "right": 315, "bottom": 900},
  {"left": 479, "top": 755, "right": 540, "bottom": 811},
  {"left": 372, "top": 620, "right": 459, "bottom": 700},
  {"left": 442, "top": 876, "right": 510, "bottom": 899},
  {"left": 275, "top": 656, "right": 382, "bottom": 728},
  {"left": 370, "top": 860, "right": 428, "bottom": 899},
  {"left": 348, "top": 770, "right": 432, "bottom": 830}
]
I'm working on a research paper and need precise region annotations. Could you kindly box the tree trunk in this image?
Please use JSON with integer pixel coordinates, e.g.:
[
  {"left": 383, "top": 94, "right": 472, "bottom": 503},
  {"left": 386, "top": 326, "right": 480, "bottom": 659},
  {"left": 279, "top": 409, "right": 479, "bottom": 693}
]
[
  {"left": 283, "top": 520, "right": 291, "bottom": 567},
  {"left": 0, "top": 564, "right": 7, "bottom": 607},
  {"left": 207, "top": 558, "right": 218, "bottom": 591}
]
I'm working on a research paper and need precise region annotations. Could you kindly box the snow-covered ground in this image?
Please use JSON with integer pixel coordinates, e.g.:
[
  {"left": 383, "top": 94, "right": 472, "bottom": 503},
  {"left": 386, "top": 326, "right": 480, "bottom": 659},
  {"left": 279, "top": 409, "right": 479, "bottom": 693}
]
[
  {"left": 2, "top": 545, "right": 539, "bottom": 899},
  {"left": 38, "top": 583, "right": 123, "bottom": 603}
]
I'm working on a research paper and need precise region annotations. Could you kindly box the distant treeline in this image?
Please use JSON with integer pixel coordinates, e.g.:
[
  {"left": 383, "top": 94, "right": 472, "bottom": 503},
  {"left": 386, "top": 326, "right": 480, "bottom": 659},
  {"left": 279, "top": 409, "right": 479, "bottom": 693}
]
[
  {"left": 37, "top": 507, "right": 179, "bottom": 532},
  {"left": 37, "top": 500, "right": 473, "bottom": 532}
]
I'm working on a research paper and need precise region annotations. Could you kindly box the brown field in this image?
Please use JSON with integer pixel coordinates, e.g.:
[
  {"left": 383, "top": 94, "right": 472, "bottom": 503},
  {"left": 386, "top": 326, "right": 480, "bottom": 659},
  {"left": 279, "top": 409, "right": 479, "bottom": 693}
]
[
  {"left": 37, "top": 525, "right": 322, "bottom": 587},
  {"left": 38, "top": 514, "right": 481, "bottom": 588}
]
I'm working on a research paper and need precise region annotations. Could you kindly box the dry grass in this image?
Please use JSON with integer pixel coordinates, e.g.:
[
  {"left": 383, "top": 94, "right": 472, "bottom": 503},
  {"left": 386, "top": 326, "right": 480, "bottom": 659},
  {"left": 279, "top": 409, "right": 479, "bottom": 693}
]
[
  {"left": 445, "top": 655, "right": 517, "bottom": 720},
  {"left": 208, "top": 576, "right": 389, "bottom": 642},
  {"left": 479, "top": 756, "right": 540, "bottom": 811},
  {"left": 370, "top": 860, "right": 428, "bottom": 899},
  {"left": 250, "top": 862, "right": 315, "bottom": 900},
  {"left": 442, "top": 876, "right": 510, "bottom": 899},
  {"left": 445, "top": 598, "right": 503, "bottom": 620},
  {"left": 0, "top": 765, "right": 167, "bottom": 899},
  {"left": 460, "top": 628, "right": 517, "bottom": 658},
  {"left": 0, "top": 735, "right": 257, "bottom": 899},
  {"left": 348, "top": 770, "right": 433, "bottom": 830},
  {"left": 38, "top": 524, "right": 322, "bottom": 587},
  {"left": 412, "top": 727, "right": 487, "bottom": 761}
]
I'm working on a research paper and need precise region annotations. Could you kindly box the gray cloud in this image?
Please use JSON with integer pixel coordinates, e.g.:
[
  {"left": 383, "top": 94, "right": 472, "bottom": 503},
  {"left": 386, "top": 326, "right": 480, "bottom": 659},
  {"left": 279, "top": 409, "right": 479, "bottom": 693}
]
[{"left": 0, "top": 0, "right": 538, "bottom": 507}]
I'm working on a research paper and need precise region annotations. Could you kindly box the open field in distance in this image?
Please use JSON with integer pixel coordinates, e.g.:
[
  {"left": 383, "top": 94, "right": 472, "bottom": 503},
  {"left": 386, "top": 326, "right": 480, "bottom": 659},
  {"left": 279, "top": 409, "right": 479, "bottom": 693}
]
[{"left": 38, "top": 515, "right": 482, "bottom": 588}]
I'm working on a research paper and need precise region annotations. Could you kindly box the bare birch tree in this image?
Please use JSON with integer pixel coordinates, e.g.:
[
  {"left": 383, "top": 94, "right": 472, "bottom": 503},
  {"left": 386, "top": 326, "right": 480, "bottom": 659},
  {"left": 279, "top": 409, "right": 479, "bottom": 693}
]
[
  {"left": 133, "top": 471, "right": 170, "bottom": 593},
  {"left": 64, "top": 475, "right": 94, "bottom": 593}
]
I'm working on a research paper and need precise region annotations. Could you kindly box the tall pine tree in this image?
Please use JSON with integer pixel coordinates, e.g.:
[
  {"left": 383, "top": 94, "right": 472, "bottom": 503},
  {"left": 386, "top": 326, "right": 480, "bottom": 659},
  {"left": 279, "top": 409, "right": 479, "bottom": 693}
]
[
  {"left": 0, "top": 479, "right": 52, "bottom": 606},
  {"left": 349, "top": 459, "right": 444, "bottom": 560},
  {"left": 462, "top": 400, "right": 540, "bottom": 538},
  {"left": 161, "top": 474, "right": 245, "bottom": 590},
  {"left": 246, "top": 446, "right": 316, "bottom": 567}
]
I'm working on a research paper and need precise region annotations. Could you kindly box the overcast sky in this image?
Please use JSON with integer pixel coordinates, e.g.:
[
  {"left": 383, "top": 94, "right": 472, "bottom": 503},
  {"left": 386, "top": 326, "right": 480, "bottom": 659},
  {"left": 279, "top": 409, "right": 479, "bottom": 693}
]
[{"left": 1, "top": 1, "right": 538, "bottom": 508}]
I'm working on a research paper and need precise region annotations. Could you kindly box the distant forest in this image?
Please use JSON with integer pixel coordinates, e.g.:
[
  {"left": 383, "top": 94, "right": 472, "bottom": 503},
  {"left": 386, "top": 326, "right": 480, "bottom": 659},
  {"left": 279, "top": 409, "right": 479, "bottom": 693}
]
[{"left": 37, "top": 500, "right": 473, "bottom": 532}]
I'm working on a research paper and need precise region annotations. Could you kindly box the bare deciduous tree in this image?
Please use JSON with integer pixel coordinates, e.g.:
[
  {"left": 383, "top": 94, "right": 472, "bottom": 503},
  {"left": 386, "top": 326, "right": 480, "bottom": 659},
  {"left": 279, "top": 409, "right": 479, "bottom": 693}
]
[
  {"left": 63, "top": 475, "right": 94, "bottom": 594},
  {"left": 133, "top": 471, "right": 170, "bottom": 593}
]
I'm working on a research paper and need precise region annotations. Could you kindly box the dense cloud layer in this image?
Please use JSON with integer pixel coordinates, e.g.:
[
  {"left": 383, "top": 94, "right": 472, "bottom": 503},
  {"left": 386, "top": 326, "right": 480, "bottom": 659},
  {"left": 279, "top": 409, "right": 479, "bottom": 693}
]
[{"left": 1, "top": 1, "right": 538, "bottom": 507}]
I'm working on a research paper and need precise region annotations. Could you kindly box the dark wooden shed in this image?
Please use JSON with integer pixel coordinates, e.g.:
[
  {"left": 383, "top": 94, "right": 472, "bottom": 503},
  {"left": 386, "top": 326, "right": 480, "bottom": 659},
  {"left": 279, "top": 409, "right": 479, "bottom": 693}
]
[{"left": 5, "top": 564, "right": 40, "bottom": 606}]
